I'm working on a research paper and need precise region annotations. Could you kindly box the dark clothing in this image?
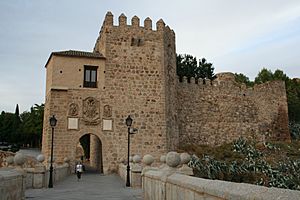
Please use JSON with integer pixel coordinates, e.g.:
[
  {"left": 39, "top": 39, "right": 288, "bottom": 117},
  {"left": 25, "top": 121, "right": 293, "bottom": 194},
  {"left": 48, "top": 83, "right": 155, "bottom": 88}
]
[{"left": 76, "top": 171, "right": 82, "bottom": 179}]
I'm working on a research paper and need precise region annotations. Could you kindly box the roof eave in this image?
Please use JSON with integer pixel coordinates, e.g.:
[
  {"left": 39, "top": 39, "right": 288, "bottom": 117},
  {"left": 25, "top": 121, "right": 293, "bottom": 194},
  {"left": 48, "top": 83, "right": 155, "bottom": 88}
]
[{"left": 44, "top": 53, "right": 106, "bottom": 68}]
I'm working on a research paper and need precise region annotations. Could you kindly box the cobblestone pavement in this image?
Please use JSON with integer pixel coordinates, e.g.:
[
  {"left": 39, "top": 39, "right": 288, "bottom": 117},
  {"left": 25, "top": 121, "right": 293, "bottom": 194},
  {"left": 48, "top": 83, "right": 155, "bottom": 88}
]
[{"left": 25, "top": 173, "right": 143, "bottom": 200}]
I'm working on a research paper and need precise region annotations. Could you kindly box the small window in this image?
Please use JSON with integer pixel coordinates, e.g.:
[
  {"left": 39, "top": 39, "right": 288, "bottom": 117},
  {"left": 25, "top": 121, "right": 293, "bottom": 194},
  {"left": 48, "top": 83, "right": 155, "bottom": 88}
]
[{"left": 84, "top": 65, "right": 98, "bottom": 88}]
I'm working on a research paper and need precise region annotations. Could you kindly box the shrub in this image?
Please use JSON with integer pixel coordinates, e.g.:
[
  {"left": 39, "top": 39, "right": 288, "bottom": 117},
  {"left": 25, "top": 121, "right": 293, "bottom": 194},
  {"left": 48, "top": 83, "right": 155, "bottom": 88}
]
[{"left": 188, "top": 138, "right": 300, "bottom": 190}]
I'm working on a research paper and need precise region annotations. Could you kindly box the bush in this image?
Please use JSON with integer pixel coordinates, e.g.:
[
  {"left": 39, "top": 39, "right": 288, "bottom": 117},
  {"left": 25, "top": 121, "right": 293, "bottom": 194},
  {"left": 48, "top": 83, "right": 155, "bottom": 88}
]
[
  {"left": 188, "top": 138, "right": 300, "bottom": 190},
  {"left": 289, "top": 121, "right": 300, "bottom": 140}
]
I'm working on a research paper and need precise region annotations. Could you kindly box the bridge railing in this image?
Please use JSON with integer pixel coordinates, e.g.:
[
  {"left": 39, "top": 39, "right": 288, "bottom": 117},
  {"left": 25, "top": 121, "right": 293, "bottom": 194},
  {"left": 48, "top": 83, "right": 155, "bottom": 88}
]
[
  {"left": 0, "top": 153, "right": 72, "bottom": 200},
  {"left": 141, "top": 151, "right": 300, "bottom": 200}
]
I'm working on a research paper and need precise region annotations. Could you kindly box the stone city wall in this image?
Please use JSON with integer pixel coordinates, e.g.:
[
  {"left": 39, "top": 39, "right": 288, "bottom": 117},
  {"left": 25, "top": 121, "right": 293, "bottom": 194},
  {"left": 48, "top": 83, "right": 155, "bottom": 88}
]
[{"left": 177, "top": 73, "right": 290, "bottom": 146}]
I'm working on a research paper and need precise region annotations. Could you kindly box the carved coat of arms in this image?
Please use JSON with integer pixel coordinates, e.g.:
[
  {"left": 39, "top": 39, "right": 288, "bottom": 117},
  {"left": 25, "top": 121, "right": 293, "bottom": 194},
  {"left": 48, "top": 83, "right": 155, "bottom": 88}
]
[
  {"left": 103, "top": 105, "right": 112, "bottom": 118},
  {"left": 83, "top": 97, "right": 100, "bottom": 125},
  {"left": 68, "top": 103, "right": 79, "bottom": 116}
]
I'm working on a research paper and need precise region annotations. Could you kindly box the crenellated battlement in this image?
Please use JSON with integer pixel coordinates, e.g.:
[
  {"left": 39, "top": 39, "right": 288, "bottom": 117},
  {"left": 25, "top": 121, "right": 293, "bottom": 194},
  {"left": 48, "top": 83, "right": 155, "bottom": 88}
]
[
  {"left": 177, "top": 71, "right": 289, "bottom": 145},
  {"left": 177, "top": 72, "right": 286, "bottom": 96},
  {"left": 94, "top": 11, "right": 175, "bottom": 56},
  {"left": 101, "top": 11, "right": 171, "bottom": 32}
]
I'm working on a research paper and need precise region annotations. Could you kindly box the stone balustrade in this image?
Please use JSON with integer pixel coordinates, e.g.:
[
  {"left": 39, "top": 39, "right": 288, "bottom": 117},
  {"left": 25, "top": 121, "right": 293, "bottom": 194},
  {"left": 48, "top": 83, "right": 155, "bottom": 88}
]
[
  {"left": 0, "top": 153, "right": 72, "bottom": 200},
  {"left": 118, "top": 152, "right": 192, "bottom": 188},
  {"left": 142, "top": 151, "right": 300, "bottom": 200}
]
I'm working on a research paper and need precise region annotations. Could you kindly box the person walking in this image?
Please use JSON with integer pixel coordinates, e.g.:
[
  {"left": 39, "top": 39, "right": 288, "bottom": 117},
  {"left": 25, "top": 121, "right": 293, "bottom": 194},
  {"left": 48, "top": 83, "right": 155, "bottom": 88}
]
[{"left": 75, "top": 161, "right": 83, "bottom": 181}]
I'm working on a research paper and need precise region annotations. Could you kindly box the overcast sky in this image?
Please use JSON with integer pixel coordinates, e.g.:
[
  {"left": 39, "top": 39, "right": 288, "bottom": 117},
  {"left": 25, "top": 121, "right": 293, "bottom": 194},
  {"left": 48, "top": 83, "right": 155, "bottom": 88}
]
[{"left": 0, "top": 0, "right": 300, "bottom": 113}]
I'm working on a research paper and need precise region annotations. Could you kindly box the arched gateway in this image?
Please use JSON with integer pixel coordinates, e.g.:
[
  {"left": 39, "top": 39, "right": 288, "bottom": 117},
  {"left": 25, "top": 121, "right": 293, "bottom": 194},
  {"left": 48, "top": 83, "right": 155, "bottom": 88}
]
[{"left": 76, "top": 133, "right": 103, "bottom": 173}]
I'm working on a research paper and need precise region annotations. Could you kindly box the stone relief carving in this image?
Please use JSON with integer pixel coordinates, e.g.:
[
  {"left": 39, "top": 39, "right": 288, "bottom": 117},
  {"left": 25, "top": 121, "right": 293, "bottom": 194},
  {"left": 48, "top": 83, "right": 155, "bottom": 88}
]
[
  {"left": 103, "top": 105, "right": 112, "bottom": 118},
  {"left": 83, "top": 97, "right": 100, "bottom": 125},
  {"left": 68, "top": 103, "right": 79, "bottom": 116}
]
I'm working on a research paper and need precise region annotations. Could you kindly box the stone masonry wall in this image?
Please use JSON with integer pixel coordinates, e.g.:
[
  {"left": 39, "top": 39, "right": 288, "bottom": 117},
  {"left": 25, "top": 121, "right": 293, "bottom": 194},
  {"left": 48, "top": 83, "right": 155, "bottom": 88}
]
[
  {"left": 177, "top": 73, "right": 290, "bottom": 146},
  {"left": 93, "top": 13, "right": 175, "bottom": 162},
  {"left": 163, "top": 26, "right": 179, "bottom": 150},
  {"left": 42, "top": 56, "right": 107, "bottom": 169}
]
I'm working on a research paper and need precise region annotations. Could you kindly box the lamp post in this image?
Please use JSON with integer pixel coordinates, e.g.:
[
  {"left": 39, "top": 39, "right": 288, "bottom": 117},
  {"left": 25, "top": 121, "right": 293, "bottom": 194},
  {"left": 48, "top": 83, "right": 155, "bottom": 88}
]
[
  {"left": 125, "top": 115, "right": 133, "bottom": 187},
  {"left": 48, "top": 115, "right": 57, "bottom": 188}
]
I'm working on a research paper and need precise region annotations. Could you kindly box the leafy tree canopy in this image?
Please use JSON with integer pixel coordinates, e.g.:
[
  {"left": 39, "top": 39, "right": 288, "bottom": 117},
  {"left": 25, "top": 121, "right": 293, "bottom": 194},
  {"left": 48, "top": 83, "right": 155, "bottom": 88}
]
[
  {"left": 176, "top": 54, "right": 215, "bottom": 82},
  {"left": 234, "top": 73, "right": 254, "bottom": 87},
  {"left": 0, "top": 103, "right": 44, "bottom": 147}
]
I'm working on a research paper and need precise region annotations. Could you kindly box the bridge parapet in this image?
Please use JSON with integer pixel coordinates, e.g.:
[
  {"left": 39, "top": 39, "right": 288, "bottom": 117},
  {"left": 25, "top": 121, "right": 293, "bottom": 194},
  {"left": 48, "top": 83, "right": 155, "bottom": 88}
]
[
  {"left": 0, "top": 152, "right": 72, "bottom": 199},
  {"left": 142, "top": 152, "right": 300, "bottom": 200}
]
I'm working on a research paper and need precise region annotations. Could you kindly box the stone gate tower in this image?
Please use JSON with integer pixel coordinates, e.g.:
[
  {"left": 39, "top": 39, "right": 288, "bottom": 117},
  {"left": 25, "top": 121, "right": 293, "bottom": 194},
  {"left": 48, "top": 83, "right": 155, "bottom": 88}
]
[{"left": 42, "top": 12, "right": 178, "bottom": 173}]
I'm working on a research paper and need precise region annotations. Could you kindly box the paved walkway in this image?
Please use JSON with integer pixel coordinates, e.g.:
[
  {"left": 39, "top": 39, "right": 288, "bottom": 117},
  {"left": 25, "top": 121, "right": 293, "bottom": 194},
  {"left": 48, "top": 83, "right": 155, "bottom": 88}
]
[{"left": 25, "top": 174, "right": 143, "bottom": 200}]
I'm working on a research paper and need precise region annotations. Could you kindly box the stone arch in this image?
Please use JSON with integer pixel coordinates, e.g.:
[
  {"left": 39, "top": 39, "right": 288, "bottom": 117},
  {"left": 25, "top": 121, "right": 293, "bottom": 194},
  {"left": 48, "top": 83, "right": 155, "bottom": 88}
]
[{"left": 72, "top": 132, "right": 106, "bottom": 174}]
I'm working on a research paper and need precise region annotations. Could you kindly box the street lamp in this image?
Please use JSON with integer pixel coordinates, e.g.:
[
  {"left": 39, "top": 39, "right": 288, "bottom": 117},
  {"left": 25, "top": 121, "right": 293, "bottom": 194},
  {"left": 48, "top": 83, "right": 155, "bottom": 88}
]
[
  {"left": 125, "top": 115, "right": 133, "bottom": 187},
  {"left": 48, "top": 115, "right": 57, "bottom": 188}
]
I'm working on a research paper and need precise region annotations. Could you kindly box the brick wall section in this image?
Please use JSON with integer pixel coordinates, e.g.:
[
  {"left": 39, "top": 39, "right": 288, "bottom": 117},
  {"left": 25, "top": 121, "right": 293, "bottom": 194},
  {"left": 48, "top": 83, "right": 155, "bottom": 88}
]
[{"left": 177, "top": 73, "right": 290, "bottom": 146}]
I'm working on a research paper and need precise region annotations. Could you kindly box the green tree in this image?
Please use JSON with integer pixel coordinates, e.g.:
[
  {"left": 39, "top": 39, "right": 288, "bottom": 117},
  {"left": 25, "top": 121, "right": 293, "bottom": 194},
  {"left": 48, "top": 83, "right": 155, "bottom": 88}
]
[
  {"left": 183, "top": 54, "right": 198, "bottom": 79},
  {"left": 0, "top": 111, "right": 15, "bottom": 142},
  {"left": 273, "top": 69, "right": 289, "bottom": 82},
  {"left": 234, "top": 73, "right": 254, "bottom": 86},
  {"left": 12, "top": 104, "right": 21, "bottom": 143},
  {"left": 176, "top": 54, "right": 185, "bottom": 79},
  {"left": 176, "top": 54, "right": 197, "bottom": 82},
  {"left": 254, "top": 68, "right": 274, "bottom": 84},
  {"left": 0, "top": 103, "right": 44, "bottom": 147},
  {"left": 286, "top": 79, "right": 300, "bottom": 123},
  {"left": 20, "top": 104, "right": 44, "bottom": 147},
  {"left": 176, "top": 54, "right": 215, "bottom": 83},
  {"left": 197, "top": 58, "right": 215, "bottom": 81}
]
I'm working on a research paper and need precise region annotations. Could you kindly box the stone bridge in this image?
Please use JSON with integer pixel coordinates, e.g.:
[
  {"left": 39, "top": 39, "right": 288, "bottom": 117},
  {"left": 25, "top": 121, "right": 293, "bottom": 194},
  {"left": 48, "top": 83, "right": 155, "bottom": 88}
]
[{"left": 1, "top": 152, "right": 300, "bottom": 200}]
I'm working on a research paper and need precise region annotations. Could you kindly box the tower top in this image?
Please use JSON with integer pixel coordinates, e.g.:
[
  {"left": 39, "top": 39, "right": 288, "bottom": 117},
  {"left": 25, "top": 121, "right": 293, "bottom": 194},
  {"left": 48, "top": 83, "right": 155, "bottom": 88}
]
[{"left": 100, "top": 11, "right": 171, "bottom": 32}]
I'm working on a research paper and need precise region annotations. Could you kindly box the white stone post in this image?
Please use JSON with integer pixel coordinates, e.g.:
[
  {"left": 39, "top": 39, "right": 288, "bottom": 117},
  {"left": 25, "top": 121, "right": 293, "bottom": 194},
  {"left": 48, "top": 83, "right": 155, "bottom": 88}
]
[
  {"left": 141, "top": 154, "right": 154, "bottom": 175},
  {"left": 14, "top": 153, "right": 26, "bottom": 200},
  {"left": 178, "top": 153, "right": 193, "bottom": 175},
  {"left": 63, "top": 157, "right": 71, "bottom": 175},
  {"left": 33, "top": 154, "right": 46, "bottom": 188},
  {"left": 159, "top": 155, "right": 167, "bottom": 169},
  {"left": 5, "top": 156, "right": 14, "bottom": 167},
  {"left": 131, "top": 155, "right": 142, "bottom": 188}
]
